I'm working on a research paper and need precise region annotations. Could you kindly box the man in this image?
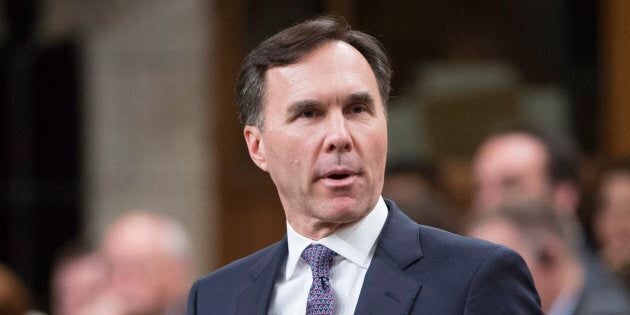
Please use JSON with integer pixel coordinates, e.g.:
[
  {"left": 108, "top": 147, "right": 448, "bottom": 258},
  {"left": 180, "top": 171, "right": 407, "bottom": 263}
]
[
  {"left": 471, "top": 124, "right": 630, "bottom": 312},
  {"left": 188, "top": 16, "right": 541, "bottom": 314},
  {"left": 469, "top": 200, "right": 630, "bottom": 314},
  {"left": 96, "top": 211, "right": 194, "bottom": 315},
  {"left": 471, "top": 123, "right": 591, "bottom": 255},
  {"left": 472, "top": 123, "right": 581, "bottom": 218}
]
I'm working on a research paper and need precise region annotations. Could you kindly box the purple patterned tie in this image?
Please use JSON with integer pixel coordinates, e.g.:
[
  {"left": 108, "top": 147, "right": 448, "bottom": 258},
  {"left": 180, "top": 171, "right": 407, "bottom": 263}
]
[{"left": 302, "top": 244, "right": 337, "bottom": 315}]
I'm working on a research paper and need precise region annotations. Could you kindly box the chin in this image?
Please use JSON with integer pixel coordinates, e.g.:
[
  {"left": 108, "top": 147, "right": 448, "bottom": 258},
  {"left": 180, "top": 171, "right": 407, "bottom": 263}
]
[{"left": 321, "top": 197, "right": 370, "bottom": 223}]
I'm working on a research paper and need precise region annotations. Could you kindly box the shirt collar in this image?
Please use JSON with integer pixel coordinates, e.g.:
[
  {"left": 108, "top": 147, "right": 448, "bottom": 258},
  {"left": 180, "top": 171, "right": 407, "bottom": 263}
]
[{"left": 284, "top": 197, "right": 388, "bottom": 280}]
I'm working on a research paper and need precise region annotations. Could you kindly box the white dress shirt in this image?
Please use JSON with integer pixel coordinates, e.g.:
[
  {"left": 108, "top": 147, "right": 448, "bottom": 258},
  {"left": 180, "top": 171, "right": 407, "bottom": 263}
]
[{"left": 268, "top": 197, "right": 388, "bottom": 315}]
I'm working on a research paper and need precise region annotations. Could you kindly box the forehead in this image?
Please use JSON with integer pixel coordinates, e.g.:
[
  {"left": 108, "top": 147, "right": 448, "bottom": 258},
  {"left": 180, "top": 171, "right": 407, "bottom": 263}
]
[
  {"left": 601, "top": 172, "right": 630, "bottom": 195},
  {"left": 263, "top": 41, "right": 381, "bottom": 108},
  {"left": 475, "top": 134, "right": 548, "bottom": 175},
  {"left": 105, "top": 219, "right": 163, "bottom": 253}
]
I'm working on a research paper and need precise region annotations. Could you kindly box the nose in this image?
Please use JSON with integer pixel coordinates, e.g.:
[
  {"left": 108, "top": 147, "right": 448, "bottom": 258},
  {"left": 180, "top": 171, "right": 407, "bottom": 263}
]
[
  {"left": 474, "top": 184, "right": 502, "bottom": 214},
  {"left": 324, "top": 114, "right": 352, "bottom": 153}
]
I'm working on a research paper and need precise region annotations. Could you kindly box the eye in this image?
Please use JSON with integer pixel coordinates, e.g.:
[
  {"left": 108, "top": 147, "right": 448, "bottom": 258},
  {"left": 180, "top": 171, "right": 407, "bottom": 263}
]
[
  {"left": 301, "top": 109, "right": 318, "bottom": 118},
  {"left": 347, "top": 104, "right": 368, "bottom": 115}
]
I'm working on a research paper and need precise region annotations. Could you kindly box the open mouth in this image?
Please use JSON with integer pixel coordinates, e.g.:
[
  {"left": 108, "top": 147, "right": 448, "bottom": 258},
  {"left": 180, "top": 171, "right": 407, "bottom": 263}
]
[
  {"left": 328, "top": 173, "right": 350, "bottom": 180},
  {"left": 318, "top": 167, "right": 358, "bottom": 185}
]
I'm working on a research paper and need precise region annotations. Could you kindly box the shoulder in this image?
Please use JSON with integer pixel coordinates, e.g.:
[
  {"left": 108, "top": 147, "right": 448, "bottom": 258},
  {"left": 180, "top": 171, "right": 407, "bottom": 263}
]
[
  {"left": 187, "top": 240, "right": 286, "bottom": 312},
  {"left": 419, "top": 224, "right": 498, "bottom": 251},
  {"left": 194, "top": 240, "right": 285, "bottom": 289},
  {"left": 382, "top": 199, "right": 518, "bottom": 270},
  {"left": 422, "top": 225, "right": 542, "bottom": 313},
  {"left": 411, "top": 224, "right": 531, "bottom": 282},
  {"left": 390, "top": 222, "right": 542, "bottom": 313},
  {"left": 419, "top": 224, "right": 510, "bottom": 262}
]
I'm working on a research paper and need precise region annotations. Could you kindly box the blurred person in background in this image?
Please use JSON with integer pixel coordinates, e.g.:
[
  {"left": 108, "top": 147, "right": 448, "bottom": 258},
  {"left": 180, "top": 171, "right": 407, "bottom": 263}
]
[
  {"left": 94, "top": 211, "right": 194, "bottom": 315},
  {"left": 593, "top": 159, "right": 630, "bottom": 291},
  {"left": 383, "top": 159, "right": 456, "bottom": 232},
  {"left": 469, "top": 122, "right": 630, "bottom": 302},
  {"left": 0, "top": 263, "right": 32, "bottom": 315},
  {"left": 472, "top": 122, "right": 581, "bottom": 219},
  {"left": 468, "top": 200, "right": 629, "bottom": 314},
  {"left": 471, "top": 122, "right": 591, "bottom": 251},
  {"left": 50, "top": 244, "right": 107, "bottom": 315}
]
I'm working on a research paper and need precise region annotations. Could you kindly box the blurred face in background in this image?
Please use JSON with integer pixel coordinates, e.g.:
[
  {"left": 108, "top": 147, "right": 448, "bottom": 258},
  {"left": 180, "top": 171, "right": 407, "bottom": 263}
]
[
  {"left": 473, "top": 134, "right": 552, "bottom": 213},
  {"left": 595, "top": 171, "right": 630, "bottom": 271},
  {"left": 102, "top": 216, "right": 188, "bottom": 315},
  {"left": 52, "top": 253, "right": 107, "bottom": 315}
]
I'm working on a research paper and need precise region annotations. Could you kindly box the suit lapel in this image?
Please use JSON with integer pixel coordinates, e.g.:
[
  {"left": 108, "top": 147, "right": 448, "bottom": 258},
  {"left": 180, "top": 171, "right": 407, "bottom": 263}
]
[
  {"left": 235, "top": 238, "right": 288, "bottom": 315},
  {"left": 354, "top": 200, "right": 424, "bottom": 314}
]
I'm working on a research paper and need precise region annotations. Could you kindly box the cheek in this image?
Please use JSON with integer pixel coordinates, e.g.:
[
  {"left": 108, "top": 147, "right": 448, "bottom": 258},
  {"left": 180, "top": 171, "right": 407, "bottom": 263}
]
[
  {"left": 595, "top": 212, "right": 616, "bottom": 242},
  {"left": 369, "top": 127, "right": 388, "bottom": 165},
  {"left": 362, "top": 129, "right": 387, "bottom": 194},
  {"left": 264, "top": 134, "right": 310, "bottom": 177},
  {"left": 358, "top": 117, "right": 386, "bottom": 144}
]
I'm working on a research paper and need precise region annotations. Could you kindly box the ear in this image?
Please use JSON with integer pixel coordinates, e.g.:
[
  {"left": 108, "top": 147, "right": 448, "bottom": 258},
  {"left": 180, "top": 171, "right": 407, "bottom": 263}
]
[{"left": 244, "top": 125, "right": 268, "bottom": 172}]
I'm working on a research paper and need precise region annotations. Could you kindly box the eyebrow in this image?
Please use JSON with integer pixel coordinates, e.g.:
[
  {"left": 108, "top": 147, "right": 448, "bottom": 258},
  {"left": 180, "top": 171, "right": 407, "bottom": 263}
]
[
  {"left": 285, "top": 91, "right": 378, "bottom": 122},
  {"left": 346, "top": 92, "right": 376, "bottom": 112},
  {"left": 286, "top": 99, "right": 321, "bottom": 122}
]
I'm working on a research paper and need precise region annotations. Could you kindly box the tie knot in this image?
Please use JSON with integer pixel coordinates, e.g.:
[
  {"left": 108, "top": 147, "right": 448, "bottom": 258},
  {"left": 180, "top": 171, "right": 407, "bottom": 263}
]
[{"left": 301, "top": 244, "right": 336, "bottom": 278}]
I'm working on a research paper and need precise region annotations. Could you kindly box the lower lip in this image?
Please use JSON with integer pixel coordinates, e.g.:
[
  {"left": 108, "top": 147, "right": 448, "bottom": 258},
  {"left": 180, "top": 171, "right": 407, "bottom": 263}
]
[{"left": 320, "top": 175, "right": 357, "bottom": 187}]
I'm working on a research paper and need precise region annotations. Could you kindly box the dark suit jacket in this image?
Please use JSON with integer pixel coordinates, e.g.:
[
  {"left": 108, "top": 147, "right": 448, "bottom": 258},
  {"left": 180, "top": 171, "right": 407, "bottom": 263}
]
[{"left": 188, "top": 200, "right": 542, "bottom": 314}]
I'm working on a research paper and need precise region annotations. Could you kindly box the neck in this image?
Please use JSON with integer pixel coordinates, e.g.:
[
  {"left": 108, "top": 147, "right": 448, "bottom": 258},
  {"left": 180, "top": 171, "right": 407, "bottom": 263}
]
[
  {"left": 287, "top": 218, "right": 343, "bottom": 240},
  {"left": 559, "top": 258, "right": 584, "bottom": 300},
  {"left": 545, "top": 257, "right": 584, "bottom": 313}
]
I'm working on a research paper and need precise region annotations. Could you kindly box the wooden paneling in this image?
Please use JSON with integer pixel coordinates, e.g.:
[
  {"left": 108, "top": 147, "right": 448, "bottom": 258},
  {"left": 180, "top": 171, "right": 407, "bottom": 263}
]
[
  {"left": 325, "top": 0, "right": 355, "bottom": 24},
  {"left": 212, "top": 0, "right": 285, "bottom": 267},
  {"left": 601, "top": 1, "right": 630, "bottom": 157}
]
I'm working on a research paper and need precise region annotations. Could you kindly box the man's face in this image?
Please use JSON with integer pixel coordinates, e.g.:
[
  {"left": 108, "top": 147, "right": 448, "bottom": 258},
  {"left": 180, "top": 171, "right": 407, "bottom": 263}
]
[
  {"left": 53, "top": 255, "right": 107, "bottom": 315},
  {"left": 473, "top": 134, "right": 552, "bottom": 213},
  {"left": 595, "top": 172, "right": 630, "bottom": 270},
  {"left": 244, "top": 41, "right": 388, "bottom": 238},
  {"left": 102, "top": 221, "right": 173, "bottom": 315}
]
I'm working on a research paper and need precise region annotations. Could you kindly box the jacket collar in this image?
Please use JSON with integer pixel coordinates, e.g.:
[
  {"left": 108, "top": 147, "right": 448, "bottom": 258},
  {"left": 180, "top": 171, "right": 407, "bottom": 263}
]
[
  {"left": 354, "top": 199, "right": 424, "bottom": 314},
  {"left": 234, "top": 199, "right": 424, "bottom": 314},
  {"left": 235, "top": 237, "right": 288, "bottom": 315}
]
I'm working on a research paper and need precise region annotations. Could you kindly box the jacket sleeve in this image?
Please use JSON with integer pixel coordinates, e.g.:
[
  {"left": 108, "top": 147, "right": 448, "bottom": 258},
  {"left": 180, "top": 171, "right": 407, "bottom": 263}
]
[{"left": 464, "top": 246, "right": 543, "bottom": 314}]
